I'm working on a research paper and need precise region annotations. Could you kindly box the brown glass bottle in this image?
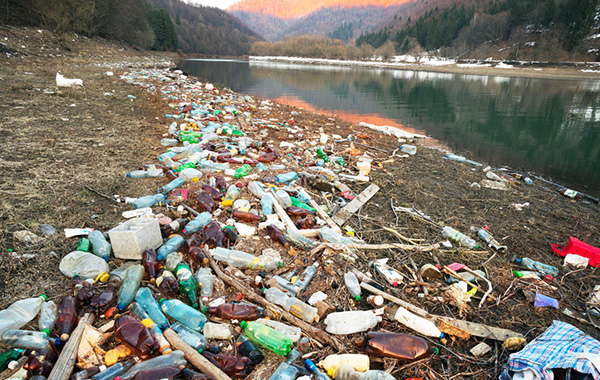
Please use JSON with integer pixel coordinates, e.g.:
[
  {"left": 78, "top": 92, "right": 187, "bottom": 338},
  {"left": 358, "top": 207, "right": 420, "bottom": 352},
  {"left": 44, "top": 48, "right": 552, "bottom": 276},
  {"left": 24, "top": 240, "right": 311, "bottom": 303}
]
[
  {"left": 202, "top": 184, "right": 222, "bottom": 201},
  {"left": 181, "top": 368, "right": 213, "bottom": 380},
  {"left": 295, "top": 217, "right": 316, "bottom": 230},
  {"left": 90, "top": 285, "right": 116, "bottom": 315},
  {"left": 201, "top": 351, "right": 252, "bottom": 378},
  {"left": 156, "top": 269, "right": 179, "bottom": 294},
  {"left": 203, "top": 222, "right": 224, "bottom": 248},
  {"left": 232, "top": 210, "right": 264, "bottom": 223},
  {"left": 266, "top": 225, "right": 288, "bottom": 247},
  {"left": 203, "top": 303, "right": 265, "bottom": 321},
  {"left": 196, "top": 191, "right": 216, "bottom": 213},
  {"left": 58, "top": 296, "right": 79, "bottom": 342},
  {"left": 72, "top": 275, "right": 94, "bottom": 305},
  {"left": 286, "top": 207, "right": 315, "bottom": 217},
  {"left": 130, "top": 366, "right": 181, "bottom": 380},
  {"left": 365, "top": 332, "right": 435, "bottom": 361},
  {"left": 142, "top": 249, "right": 160, "bottom": 283},
  {"left": 114, "top": 315, "right": 159, "bottom": 359},
  {"left": 161, "top": 218, "right": 189, "bottom": 237}
]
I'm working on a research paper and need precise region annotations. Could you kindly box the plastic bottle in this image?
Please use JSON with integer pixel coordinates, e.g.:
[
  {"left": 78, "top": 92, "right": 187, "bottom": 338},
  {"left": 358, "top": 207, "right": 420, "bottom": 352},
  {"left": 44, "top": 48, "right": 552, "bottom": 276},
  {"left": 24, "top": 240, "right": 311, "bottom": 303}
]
[
  {"left": 135, "top": 288, "right": 169, "bottom": 330},
  {"left": 181, "top": 368, "right": 213, "bottom": 380},
  {"left": 264, "top": 288, "right": 318, "bottom": 323},
  {"left": 203, "top": 303, "right": 265, "bottom": 321},
  {"left": 285, "top": 229, "right": 316, "bottom": 250},
  {"left": 444, "top": 154, "right": 466, "bottom": 162},
  {"left": 182, "top": 212, "right": 212, "bottom": 234},
  {"left": 196, "top": 191, "right": 216, "bottom": 213},
  {"left": 159, "top": 178, "right": 184, "bottom": 194},
  {"left": 140, "top": 319, "right": 172, "bottom": 355},
  {"left": 0, "top": 349, "right": 23, "bottom": 372},
  {"left": 1, "top": 330, "right": 49, "bottom": 351},
  {"left": 91, "top": 360, "right": 136, "bottom": 380},
  {"left": 239, "top": 321, "right": 293, "bottom": 356},
  {"left": 72, "top": 274, "right": 94, "bottom": 304},
  {"left": 211, "top": 247, "right": 260, "bottom": 269},
  {"left": 127, "top": 170, "right": 149, "bottom": 179},
  {"left": 256, "top": 319, "right": 301, "bottom": 343},
  {"left": 157, "top": 235, "right": 185, "bottom": 260},
  {"left": 222, "top": 226, "right": 240, "bottom": 244},
  {"left": 130, "top": 366, "right": 180, "bottom": 380},
  {"left": 114, "top": 315, "right": 158, "bottom": 358},
  {"left": 277, "top": 172, "right": 298, "bottom": 183},
  {"left": 71, "top": 366, "right": 102, "bottom": 380},
  {"left": 513, "top": 257, "right": 559, "bottom": 276},
  {"left": 324, "top": 311, "right": 380, "bottom": 335},
  {"left": 202, "top": 221, "right": 224, "bottom": 248},
  {"left": 331, "top": 364, "right": 395, "bottom": 380},
  {"left": 267, "top": 349, "right": 300, "bottom": 380},
  {"left": 76, "top": 237, "right": 91, "bottom": 252},
  {"left": 160, "top": 299, "right": 206, "bottom": 331},
  {"left": 399, "top": 144, "right": 417, "bottom": 155},
  {"left": 132, "top": 194, "right": 166, "bottom": 209},
  {"left": 142, "top": 250, "right": 160, "bottom": 283},
  {"left": 343, "top": 272, "right": 362, "bottom": 301},
  {"left": 222, "top": 185, "right": 241, "bottom": 206},
  {"left": 232, "top": 210, "right": 264, "bottom": 223},
  {"left": 57, "top": 296, "right": 78, "bottom": 341},
  {"left": 117, "top": 264, "right": 144, "bottom": 311},
  {"left": 38, "top": 300, "right": 57, "bottom": 336},
  {"left": 234, "top": 164, "right": 252, "bottom": 179},
  {"left": 201, "top": 351, "right": 252, "bottom": 378},
  {"left": 294, "top": 262, "right": 319, "bottom": 293},
  {"left": 470, "top": 227, "right": 507, "bottom": 252},
  {"left": 393, "top": 307, "right": 443, "bottom": 338},
  {"left": 260, "top": 194, "right": 274, "bottom": 216},
  {"left": 319, "top": 227, "right": 360, "bottom": 245},
  {"left": 320, "top": 355, "right": 369, "bottom": 377},
  {"left": 90, "top": 285, "right": 117, "bottom": 315},
  {"left": 161, "top": 219, "right": 189, "bottom": 237},
  {"left": 176, "top": 263, "right": 199, "bottom": 308},
  {"left": 275, "top": 190, "right": 292, "bottom": 208},
  {"left": 120, "top": 351, "right": 186, "bottom": 380},
  {"left": 170, "top": 323, "right": 207, "bottom": 352},
  {"left": 236, "top": 334, "right": 264, "bottom": 365},
  {"left": 203, "top": 322, "right": 231, "bottom": 340},
  {"left": 0, "top": 296, "right": 46, "bottom": 338},
  {"left": 365, "top": 332, "right": 435, "bottom": 361},
  {"left": 195, "top": 268, "right": 215, "bottom": 301},
  {"left": 266, "top": 225, "right": 288, "bottom": 247},
  {"left": 156, "top": 270, "right": 179, "bottom": 294},
  {"left": 441, "top": 226, "right": 479, "bottom": 249},
  {"left": 305, "top": 358, "right": 330, "bottom": 380},
  {"left": 248, "top": 182, "right": 268, "bottom": 198},
  {"left": 165, "top": 252, "right": 184, "bottom": 272}
]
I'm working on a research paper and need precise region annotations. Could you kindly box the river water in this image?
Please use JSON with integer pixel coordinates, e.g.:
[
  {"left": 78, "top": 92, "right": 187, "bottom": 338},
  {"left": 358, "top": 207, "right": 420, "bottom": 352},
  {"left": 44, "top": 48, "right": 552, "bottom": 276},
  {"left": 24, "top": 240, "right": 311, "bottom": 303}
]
[{"left": 180, "top": 59, "right": 600, "bottom": 196}]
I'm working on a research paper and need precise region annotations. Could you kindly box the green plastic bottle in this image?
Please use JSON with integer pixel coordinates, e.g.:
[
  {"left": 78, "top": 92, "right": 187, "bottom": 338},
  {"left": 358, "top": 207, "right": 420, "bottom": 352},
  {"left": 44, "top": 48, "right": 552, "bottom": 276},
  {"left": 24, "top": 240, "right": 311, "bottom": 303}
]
[
  {"left": 316, "top": 148, "right": 328, "bottom": 162},
  {"left": 76, "top": 238, "right": 91, "bottom": 252},
  {"left": 176, "top": 263, "right": 199, "bottom": 308},
  {"left": 175, "top": 162, "right": 196, "bottom": 172},
  {"left": 0, "top": 349, "right": 23, "bottom": 371},
  {"left": 234, "top": 164, "right": 252, "bottom": 179},
  {"left": 290, "top": 197, "right": 316, "bottom": 212},
  {"left": 239, "top": 321, "right": 293, "bottom": 356}
]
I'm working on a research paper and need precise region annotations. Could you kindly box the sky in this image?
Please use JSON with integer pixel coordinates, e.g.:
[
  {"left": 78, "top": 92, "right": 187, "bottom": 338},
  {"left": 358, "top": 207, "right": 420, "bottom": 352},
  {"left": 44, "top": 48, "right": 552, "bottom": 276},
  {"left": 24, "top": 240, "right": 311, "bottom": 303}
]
[{"left": 187, "top": 0, "right": 242, "bottom": 9}]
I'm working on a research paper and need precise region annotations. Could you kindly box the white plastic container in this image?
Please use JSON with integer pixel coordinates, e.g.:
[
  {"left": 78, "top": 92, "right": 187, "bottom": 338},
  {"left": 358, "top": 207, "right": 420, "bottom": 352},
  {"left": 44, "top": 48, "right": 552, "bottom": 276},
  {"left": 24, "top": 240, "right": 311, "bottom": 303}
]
[
  {"left": 356, "top": 161, "right": 371, "bottom": 177},
  {"left": 324, "top": 310, "right": 380, "bottom": 335},
  {"left": 319, "top": 354, "right": 369, "bottom": 376},
  {"left": 393, "top": 307, "right": 444, "bottom": 338}
]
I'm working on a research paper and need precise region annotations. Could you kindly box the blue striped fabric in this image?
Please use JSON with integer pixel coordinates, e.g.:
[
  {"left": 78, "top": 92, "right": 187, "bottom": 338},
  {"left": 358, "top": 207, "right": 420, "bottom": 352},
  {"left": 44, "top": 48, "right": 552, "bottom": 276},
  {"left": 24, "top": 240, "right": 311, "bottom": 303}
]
[{"left": 500, "top": 320, "right": 600, "bottom": 380}]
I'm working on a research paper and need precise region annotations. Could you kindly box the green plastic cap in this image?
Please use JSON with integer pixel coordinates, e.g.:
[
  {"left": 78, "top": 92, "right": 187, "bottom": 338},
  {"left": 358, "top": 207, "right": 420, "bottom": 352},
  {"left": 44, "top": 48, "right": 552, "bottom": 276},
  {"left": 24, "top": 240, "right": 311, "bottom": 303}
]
[
  {"left": 354, "top": 295, "right": 362, "bottom": 301},
  {"left": 40, "top": 295, "right": 47, "bottom": 301},
  {"left": 202, "top": 306, "right": 208, "bottom": 314},
  {"left": 42, "top": 328, "right": 51, "bottom": 336},
  {"left": 278, "top": 262, "right": 284, "bottom": 268},
  {"left": 159, "top": 298, "right": 166, "bottom": 304},
  {"left": 433, "top": 348, "right": 439, "bottom": 355},
  {"left": 197, "top": 348, "right": 203, "bottom": 354},
  {"left": 240, "top": 321, "right": 248, "bottom": 329}
]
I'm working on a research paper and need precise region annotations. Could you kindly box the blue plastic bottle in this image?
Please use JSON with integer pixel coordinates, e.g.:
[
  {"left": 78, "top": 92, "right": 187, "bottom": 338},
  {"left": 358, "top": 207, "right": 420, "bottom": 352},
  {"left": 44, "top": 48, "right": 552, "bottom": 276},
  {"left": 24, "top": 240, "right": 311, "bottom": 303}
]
[
  {"left": 132, "top": 194, "right": 166, "bottom": 209},
  {"left": 135, "top": 288, "right": 169, "bottom": 330},
  {"left": 160, "top": 299, "right": 206, "bottom": 332},
  {"left": 160, "top": 178, "right": 184, "bottom": 194},
  {"left": 182, "top": 212, "right": 212, "bottom": 234},
  {"left": 157, "top": 235, "right": 185, "bottom": 260},
  {"left": 261, "top": 194, "right": 274, "bottom": 216},
  {"left": 276, "top": 172, "right": 298, "bottom": 183}
]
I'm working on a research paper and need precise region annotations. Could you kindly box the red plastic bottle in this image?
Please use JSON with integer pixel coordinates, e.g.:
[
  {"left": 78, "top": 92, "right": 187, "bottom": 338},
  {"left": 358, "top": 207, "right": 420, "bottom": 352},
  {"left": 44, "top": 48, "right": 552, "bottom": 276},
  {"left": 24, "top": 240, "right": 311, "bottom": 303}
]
[
  {"left": 142, "top": 249, "right": 160, "bottom": 283},
  {"left": 203, "top": 303, "right": 265, "bottom": 321},
  {"left": 58, "top": 296, "right": 79, "bottom": 342},
  {"left": 196, "top": 191, "right": 216, "bottom": 213},
  {"left": 232, "top": 210, "right": 264, "bottom": 223},
  {"left": 114, "top": 315, "right": 159, "bottom": 359},
  {"left": 201, "top": 351, "right": 252, "bottom": 378},
  {"left": 266, "top": 225, "right": 288, "bottom": 247},
  {"left": 203, "top": 222, "right": 224, "bottom": 248}
]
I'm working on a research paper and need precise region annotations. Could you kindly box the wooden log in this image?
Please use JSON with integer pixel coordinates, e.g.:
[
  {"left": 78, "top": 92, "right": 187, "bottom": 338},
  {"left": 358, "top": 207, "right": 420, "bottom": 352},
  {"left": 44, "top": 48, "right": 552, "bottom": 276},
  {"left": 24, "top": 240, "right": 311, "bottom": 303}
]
[
  {"left": 47, "top": 313, "right": 95, "bottom": 380},
  {"left": 332, "top": 184, "right": 379, "bottom": 225},
  {"left": 203, "top": 246, "right": 345, "bottom": 351},
  {"left": 163, "top": 329, "right": 233, "bottom": 380}
]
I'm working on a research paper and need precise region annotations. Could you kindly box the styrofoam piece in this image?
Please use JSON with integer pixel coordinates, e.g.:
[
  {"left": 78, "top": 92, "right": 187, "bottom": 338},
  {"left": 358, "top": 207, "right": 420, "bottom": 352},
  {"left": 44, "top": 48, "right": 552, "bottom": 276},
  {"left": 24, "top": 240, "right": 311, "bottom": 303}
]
[{"left": 108, "top": 217, "right": 162, "bottom": 260}]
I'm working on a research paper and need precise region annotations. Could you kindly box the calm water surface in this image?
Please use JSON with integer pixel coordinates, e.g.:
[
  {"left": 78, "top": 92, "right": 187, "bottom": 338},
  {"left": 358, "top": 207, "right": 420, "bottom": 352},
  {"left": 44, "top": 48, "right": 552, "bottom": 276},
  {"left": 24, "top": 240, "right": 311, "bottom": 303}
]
[{"left": 181, "top": 59, "right": 600, "bottom": 196}]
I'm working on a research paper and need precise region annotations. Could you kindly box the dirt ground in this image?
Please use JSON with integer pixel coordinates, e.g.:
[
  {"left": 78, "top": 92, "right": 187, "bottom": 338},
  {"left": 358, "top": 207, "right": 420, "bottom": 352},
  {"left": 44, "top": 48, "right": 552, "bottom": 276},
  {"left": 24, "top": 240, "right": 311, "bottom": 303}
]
[{"left": 1, "top": 26, "right": 600, "bottom": 380}]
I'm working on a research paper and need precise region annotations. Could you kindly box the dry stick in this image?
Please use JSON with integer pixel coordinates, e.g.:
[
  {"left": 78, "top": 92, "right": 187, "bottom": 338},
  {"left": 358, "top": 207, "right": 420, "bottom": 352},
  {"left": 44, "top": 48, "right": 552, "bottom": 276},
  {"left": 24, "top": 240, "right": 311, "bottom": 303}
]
[
  {"left": 461, "top": 266, "right": 494, "bottom": 308},
  {"left": 203, "top": 246, "right": 345, "bottom": 352},
  {"left": 382, "top": 226, "right": 423, "bottom": 244},
  {"left": 47, "top": 313, "right": 95, "bottom": 380},
  {"left": 84, "top": 185, "right": 118, "bottom": 204},
  {"left": 163, "top": 329, "right": 233, "bottom": 380},
  {"left": 408, "top": 257, "right": 428, "bottom": 296}
]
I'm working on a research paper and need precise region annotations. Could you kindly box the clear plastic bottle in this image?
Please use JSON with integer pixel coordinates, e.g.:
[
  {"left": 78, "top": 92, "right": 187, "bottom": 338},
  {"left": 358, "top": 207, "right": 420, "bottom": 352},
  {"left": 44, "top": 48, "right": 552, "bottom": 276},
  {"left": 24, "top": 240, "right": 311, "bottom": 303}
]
[
  {"left": 248, "top": 182, "right": 268, "bottom": 198},
  {"left": 165, "top": 252, "right": 184, "bottom": 272},
  {"left": 294, "top": 262, "right": 319, "bottom": 293},
  {"left": 324, "top": 311, "right": 380, "bottom": 335},
  {"left": 135, "top": 288, "right": 169, "bottom": 330},
  {"left": 221, "top": 185, "right": 241, "bottom": 206},
  {"left": 371, "top": 259, "right": 403, "bottom": 287},
  {"left": 195, "top": 268, "right": 216, "bottom": 301},
  {"left": 267, "top": 349, "right": 300, "bottom": 380},
  {"left": 513, "top": 257, "right": 559, "bottom": 276},
  {"left": 320, "top": 355, "right": 369, "bottom": 377},
  {"left": 160, "top": 299, "right": 206, "bottom": 331},
  {"left": 276, "top": 172, "right": 298, "bottom": 183},
  {"left": 393, "top": 307, "right": 443, "bottom": 338},
  {"left": 319, "top": 227, "right": 362, "bottom": 245},
  {"left": 88, "top": 230, "right": 111, "bottom": 261},
  {"left": 169, "top": 323, "right": 207, "bottom": 352},
  {"left": 157, "top": 235, "right": 185, "bottom": 260},
  {"left": 0, "top": 295, "right": 46, "bottom": 337},
  {"left": 470, "top": 226, "right": 507, "bottom": 251},
  {"left": 159, "top": 178, "right": 184, "bottom": 194},
  {"left": 181, "top": 212, "right": 212, "bottom": 234},
  {"left": 120, "top": 351, "right": 186, "bottom": 380},
  {"left": 239, "top": 321, "right": 293, "bottom": 356},
  {"left": 203, "top": 322, "right": 231, "bottom": 339},
  {"left": 91, "top": 360, "right": 136, "bottom": 380},
  {"left": 296, "top": 189, "right": 310, "bottom": 204},
  {"left": 343, "top": 272, "right": 361, "bottom": 301},
  {"left": 399, "top": 144, "right": 417, "bottom": 155},
  {"left": 284, "top": 229, "right": 316, "bottom": 250},
  {"left": 260, "top": 194, "right": 274, "bottom": 216},
  {"left": 117, "top": 264, "right": 144, "bottom": 311},
  {"left": 256, "top": 319, "right": 301, "bottom": 342},
  {"left": 132, "top": 194, "right": 166, "bottom": 209},
  {"left": 1, "top": 330, "right": 50, "bottom": 351},
  {"left": 275, "top": 190, "right": 292, "bottom": 208},
  {"left": 332, "top": 364, "right": 395, "bottom": 380},
  {"left": 441, "top": 226, "right": 479, "bottom": 249},
  {"left": 38, "top": 300, "right": 57, "bottom": 336},
  {"left": 126, "top": 170, "right": 149, "bottom": 179},
  {"left": 264, "top": 288, "right": 319, "bottom": 323},
  {"left": 211, "top": 247, "right": 282, "bottom": 270},
  {"left": 305, "top": 358, "right": 330, "bottom": 380}
]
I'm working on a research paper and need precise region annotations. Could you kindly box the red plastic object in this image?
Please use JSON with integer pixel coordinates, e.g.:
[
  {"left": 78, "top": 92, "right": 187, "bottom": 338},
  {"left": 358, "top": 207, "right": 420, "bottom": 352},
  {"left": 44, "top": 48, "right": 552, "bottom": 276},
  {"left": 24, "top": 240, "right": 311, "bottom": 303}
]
[{"left": 552, "top": 237, "right": 600, "bottom": 267}]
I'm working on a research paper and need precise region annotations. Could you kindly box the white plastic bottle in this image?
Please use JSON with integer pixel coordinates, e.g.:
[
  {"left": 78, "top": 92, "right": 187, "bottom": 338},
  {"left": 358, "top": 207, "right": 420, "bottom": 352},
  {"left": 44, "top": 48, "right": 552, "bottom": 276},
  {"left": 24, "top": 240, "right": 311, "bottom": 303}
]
[
  {"left": 195, "top": 268, "right": 216, "bottom": 301},
  {"left": 319, "top": 354, "right": 370, "bottom": 377},
  {"left": 1, "top": 329, "right": 50, "bottom": 351},
  {"left": 343, "top": 272, "right": 362, "bottom": 301},
  {"left": 264, "top": 287, "right": 319, "bottom": 323},
  {"left": 324, "top": 310, "right": 380, "bottom": 335},
  {"left": 393, "top": 307, "right": 443, "bottom": 338},
  {"left": 275, "top": 189, "right": 292, "bottom": 208},
  {"left": 0, "top": 295, "right": 46, "bottom": 337}
]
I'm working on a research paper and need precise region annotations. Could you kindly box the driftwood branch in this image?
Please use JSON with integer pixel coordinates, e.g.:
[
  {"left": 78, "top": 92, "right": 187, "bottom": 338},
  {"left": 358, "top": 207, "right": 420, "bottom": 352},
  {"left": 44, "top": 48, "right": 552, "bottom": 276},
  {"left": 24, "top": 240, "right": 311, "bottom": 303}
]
[
  {"left": 203, "top": 246, "right": 344, "bottom": 351},
  {"left": 163, "top": 329, "right": 232, "bottom": 380},
  {"left": 47, "top": 313, "right": 95, "bottom": 380}
]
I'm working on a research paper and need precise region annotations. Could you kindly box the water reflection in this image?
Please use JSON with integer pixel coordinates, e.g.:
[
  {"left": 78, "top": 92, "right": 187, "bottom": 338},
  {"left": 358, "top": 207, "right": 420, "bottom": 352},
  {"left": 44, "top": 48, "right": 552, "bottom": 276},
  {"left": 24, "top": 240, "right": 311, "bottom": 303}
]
[{"left": 181, "top": 59, "right": 600, "bottom": 195}]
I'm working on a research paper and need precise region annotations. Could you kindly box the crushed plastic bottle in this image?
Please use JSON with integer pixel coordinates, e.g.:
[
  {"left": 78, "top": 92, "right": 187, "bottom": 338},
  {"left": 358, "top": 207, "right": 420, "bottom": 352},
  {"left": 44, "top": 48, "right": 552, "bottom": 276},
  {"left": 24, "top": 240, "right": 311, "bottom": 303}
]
[
  {"left": 203, "top": 322, "right": 231, "bottom": 340},
  {"left": 160, "top": 299, "right": 206, "bottom": 331},
  {"left": 320, "top": 354, "right": 369, "bottom": 377},
  {"left": 211, "top": 247, "right": 282, "bottom": 270},
  {"left": 88, "top": 230, "right": 111, "bottom": 261},
  {"left": 120, "top": 351, "right": 186, "bottom": 380},
  {"left": 285, "top": 229, "right": 316, "bottom": 250},
  {"left": 221, "top": 185, "right": 241, "bottom": 207},
  {"left": 260, "top": 194, "right": 274, "bottom": 216},
  {"left": 234, "top": 164, "right": 252, "bottom": 179},
  {"left": 170, "top": 322, "right": 207, "bottom": 352},
  {"left": 195, "top": 268, "right": 216, "bottom": 301},
  {"left": 181, "top": 212, "right": 212, "bottom": 234},
  {"left": 324, "top": 310, "right": 381, "bottom": 335},
  {"left": 175, "top": 263, "right": 199, "bottom": 308},
  {"left": 275, "top": 190, "right": 292, "bottom": 208},
  {"left": 264, "top": 287, "right": 319, "bottom": 323},
  {"left": 1, "top": 330, "right": 50, "bottom": 351},
  {"left": 0, "top": 295, "right": 46, "bottom": 337},
  {"left": 343, "top": 272, "right": 362, "bottom": 301},
  {"left": 140, "top": 319, "right": 172, "bottom": 355},
  {"left": 267, "top": 349, "right": 300, "bottom": 380},
  {"left": 393, "top": 307, "right": 443, "bottom": 338},
  {"left": 117, "top": 264, "right": 144, "bottom": 311},
  {"left": 157, "top": 235, "right": 185, "bottom": 260},
  {"left": 114, "top": 315, "right": 159, "bottom": 358},
  {"left": 132, "top": 194, "right": 166, "bottom": 209},
  {"left": 512, "top": 256, "right": 559, "bottom": 276}
]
